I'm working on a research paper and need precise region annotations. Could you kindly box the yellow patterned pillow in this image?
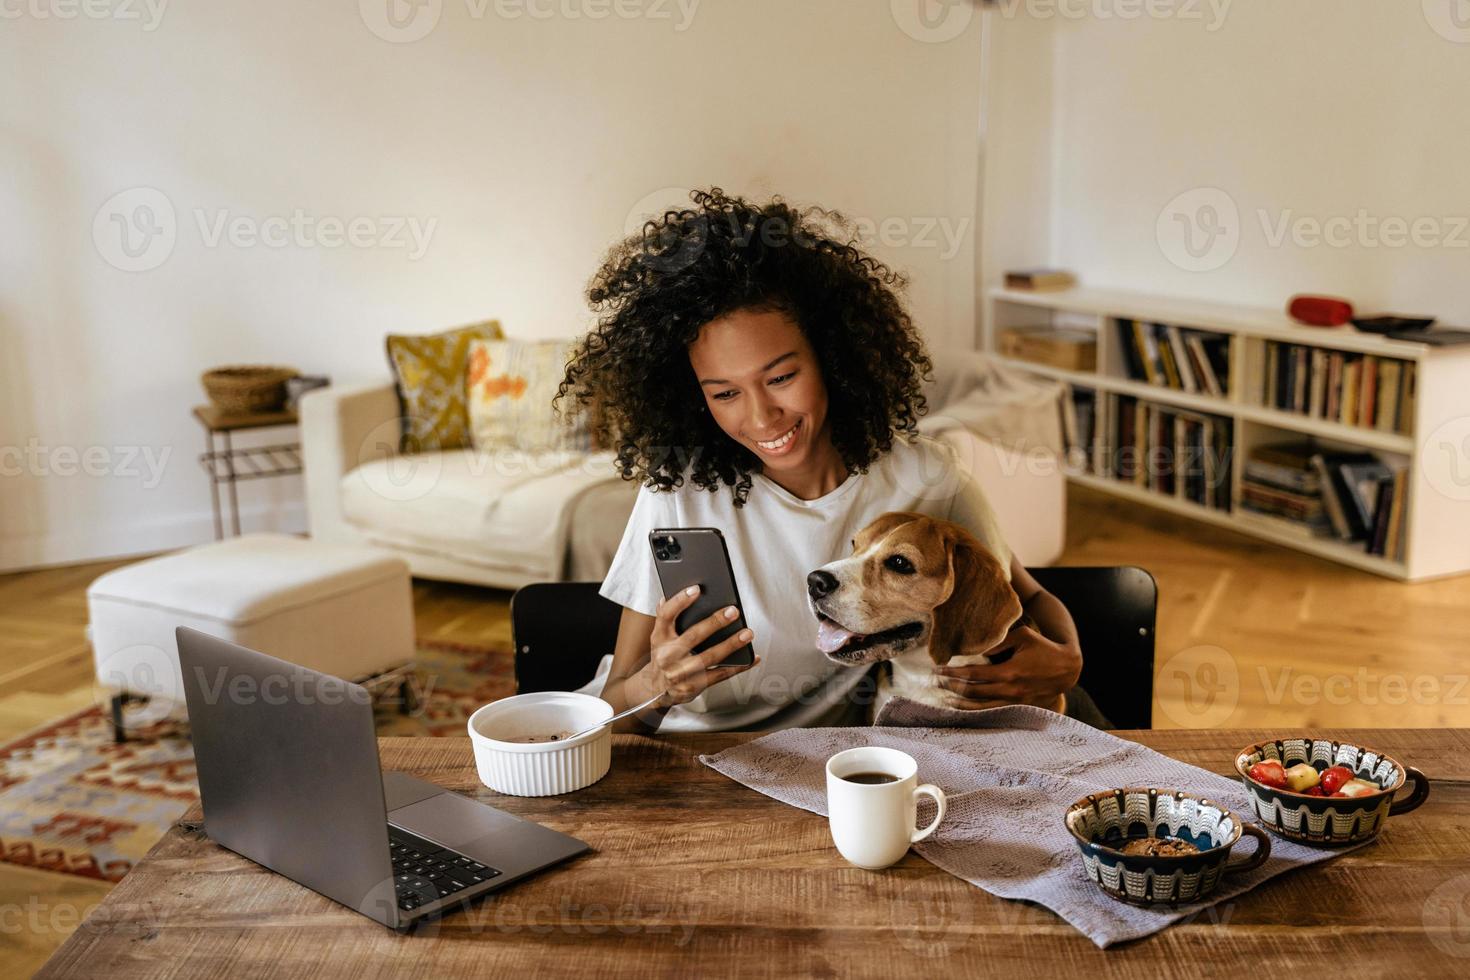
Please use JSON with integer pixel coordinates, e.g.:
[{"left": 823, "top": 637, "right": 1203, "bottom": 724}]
[
  {"left": 385, "top": 320, "right": 503, "bottom": 452},
  {"left": 466, "top": 338, "right": 595, "bottom": 453}
]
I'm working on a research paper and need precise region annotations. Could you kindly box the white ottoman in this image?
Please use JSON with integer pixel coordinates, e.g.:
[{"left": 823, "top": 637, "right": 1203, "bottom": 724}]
[{"left": 89, "top": 533, "right": 414, "bottom": 737}]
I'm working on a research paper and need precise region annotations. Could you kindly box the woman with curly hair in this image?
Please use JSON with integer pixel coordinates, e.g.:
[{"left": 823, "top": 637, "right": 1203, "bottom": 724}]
[{"left": 555, "top": 188, "right": 1083, "bottom": 732}]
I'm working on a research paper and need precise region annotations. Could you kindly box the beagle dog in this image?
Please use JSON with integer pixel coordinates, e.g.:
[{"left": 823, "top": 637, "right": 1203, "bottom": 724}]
[{"left": 806, "top": 511, "right": 1066, "bottom": 719}]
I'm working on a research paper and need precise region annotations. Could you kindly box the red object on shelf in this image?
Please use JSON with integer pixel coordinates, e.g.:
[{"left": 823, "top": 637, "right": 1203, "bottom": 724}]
[{"left": 1288, "top": 295, "right": 1355, "bottom": 327}]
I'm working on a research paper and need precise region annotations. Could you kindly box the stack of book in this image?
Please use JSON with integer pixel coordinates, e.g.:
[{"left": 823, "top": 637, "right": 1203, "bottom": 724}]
[
  {"left": 1238, "top": 442, "right": 1408, "bottom": 559},
  {"left": 1239, "top": 443, "right": 1330, "bottom": 537},
  {"left": 1087, "top": 393, "right": 1233, "bottom": 512},
  {"left": 1259, "top": 343, "right": 1415, "bottom": 434},
  {"left": 1115, "top": 320, "right": 1231, "bottom": 396}
]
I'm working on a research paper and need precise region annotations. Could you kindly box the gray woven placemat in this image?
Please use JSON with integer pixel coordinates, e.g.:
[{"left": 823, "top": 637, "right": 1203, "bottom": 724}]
[{"left": 699, "top": 700, "right": 1365, "bottom": 948}]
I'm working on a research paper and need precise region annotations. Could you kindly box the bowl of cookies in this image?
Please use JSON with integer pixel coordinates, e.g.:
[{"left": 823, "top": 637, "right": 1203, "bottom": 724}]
[
  {"left": 1064, "top": 787, "right": 1271, "bottom": 906},
  {"left": 1235, "top": 737, "right": 1429, "bottom": 847}
]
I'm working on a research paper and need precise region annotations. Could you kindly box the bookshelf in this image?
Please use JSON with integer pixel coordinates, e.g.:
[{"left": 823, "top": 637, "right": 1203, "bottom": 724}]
[{"left": 986, "top": 286, "right": 1470, "bottom": 582}]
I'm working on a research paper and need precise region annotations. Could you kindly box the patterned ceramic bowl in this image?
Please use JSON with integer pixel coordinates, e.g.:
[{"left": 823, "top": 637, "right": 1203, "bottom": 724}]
[
  {"left": 1235, "top": 738, "right": 1430, "bottom": 847},
  {"left": 1064, "top": 787, "right": 1270, "bottom": 906}
]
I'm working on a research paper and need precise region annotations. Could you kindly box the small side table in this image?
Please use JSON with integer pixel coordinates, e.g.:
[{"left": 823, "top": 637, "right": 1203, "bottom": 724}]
[{"left": 192, "top": 405, "right": 302, "bottom": 539}]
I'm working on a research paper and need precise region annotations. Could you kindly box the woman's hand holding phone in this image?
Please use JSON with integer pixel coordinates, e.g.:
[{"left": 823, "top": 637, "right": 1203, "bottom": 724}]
[{"left": 638, "top": 585, "right": 759, "bottom": 707}]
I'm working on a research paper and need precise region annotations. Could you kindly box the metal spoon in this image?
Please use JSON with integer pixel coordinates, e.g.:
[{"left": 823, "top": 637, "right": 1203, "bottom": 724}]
[{"left": 562, "top": 692, "right": 665, "bottom": 741}]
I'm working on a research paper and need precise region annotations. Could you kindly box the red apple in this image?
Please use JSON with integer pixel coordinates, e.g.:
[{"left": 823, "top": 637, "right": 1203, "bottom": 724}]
[
  {"left": 1319, "top": 766, "right": 1354, "bottom": 795},
  {"left": 1305, "top": 786, "right": 1326, "bottom": 797},
  {"left": 1248, "top": 760, "right": 1287, "bottom": 788}
]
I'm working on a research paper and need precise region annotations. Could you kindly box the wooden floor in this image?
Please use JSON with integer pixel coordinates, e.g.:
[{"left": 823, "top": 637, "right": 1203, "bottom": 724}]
[{"left": 2, "top": 485, "right": 1467, "bottom": 974}]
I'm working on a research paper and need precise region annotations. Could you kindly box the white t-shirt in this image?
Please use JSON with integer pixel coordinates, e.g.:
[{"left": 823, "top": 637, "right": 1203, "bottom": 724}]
[{"left": 595, "top": 433, "right": 1012, "bottom": 732}]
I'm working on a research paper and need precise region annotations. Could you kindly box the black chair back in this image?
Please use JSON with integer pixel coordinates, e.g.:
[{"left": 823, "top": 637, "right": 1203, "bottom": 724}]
[
  {"left": 1029, "top": 566, "right": 1157, "bottom": 729},
  {"left": 511, "top": 566, "right": 1157, "bottom": 728},
  {"left": 510, "top": 582, "right": 621, "bottom": 695}
]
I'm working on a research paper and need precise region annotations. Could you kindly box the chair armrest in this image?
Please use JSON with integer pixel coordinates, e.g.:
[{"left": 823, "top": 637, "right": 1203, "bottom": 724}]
[{"left": 299, "top": 381, "right": 400, "bottom": 541}]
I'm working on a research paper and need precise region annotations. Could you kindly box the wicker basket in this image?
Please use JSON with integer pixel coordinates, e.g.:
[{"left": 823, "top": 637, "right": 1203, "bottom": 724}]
[{"left": 201, "top": 366, "right": 298, "bottom": 414}]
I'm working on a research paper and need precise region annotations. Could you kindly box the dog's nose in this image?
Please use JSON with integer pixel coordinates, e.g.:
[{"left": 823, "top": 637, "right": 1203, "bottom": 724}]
[{"left": 807, "top": 570, "right": 839, "bottom": 599}]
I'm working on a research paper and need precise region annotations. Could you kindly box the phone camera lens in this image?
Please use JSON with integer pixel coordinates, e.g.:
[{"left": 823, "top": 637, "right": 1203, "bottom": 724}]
[{"left": 655, "top": 549, "right": 669, "bottom": 561}]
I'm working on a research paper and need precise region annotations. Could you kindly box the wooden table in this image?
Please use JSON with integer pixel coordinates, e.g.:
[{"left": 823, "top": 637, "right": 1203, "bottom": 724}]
[{"left": 38, "top": 729, "right": 1470, "bottom": 977}]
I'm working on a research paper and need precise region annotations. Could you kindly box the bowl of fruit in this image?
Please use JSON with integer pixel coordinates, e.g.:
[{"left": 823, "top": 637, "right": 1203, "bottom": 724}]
[{"left": 1235, "top": 738, "right": 1430, "bottom": 847}]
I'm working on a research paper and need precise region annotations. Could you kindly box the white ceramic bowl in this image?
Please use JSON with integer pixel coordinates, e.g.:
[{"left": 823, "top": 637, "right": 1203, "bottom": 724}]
[{"left": 466, "top": 692, "right": 613, "bottom": 797}]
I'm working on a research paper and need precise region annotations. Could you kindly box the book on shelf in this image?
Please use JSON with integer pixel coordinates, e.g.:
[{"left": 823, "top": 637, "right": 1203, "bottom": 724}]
[
  {"left": 1384, "top": 467, "right": 1408, "bottom": 562},
  {"left": 1376, "top": 360, "right": 1402, "bottom": 433},
  {"left": 1184, "top": 333, "right": 1223, "bottom": 397},
  {"left": 1260, "top": 341, "right": 1414, "bottom": 435},
  {"left": 1245, "top": 441, "right": 1321, "bottom": 494},
  {"left": 1089, "top": 391, "right": 1231, "bottom": 512},
  {"left": 1004, "top": 268, "right": 1076, "bottom": 291},
  {"left": 1308, "top": 348, "right": 1327, "bottom": 419},
  {"left": 1243, "top": 442, "right": 1408, "bottom": 558},
  {"left": 1060, "top": 386, "right": 1096, "bottom": 473},
  {"left": 1359, "top": 358, "right": 1378, "bottom": 429},
  {"left": 1114, "top": 319, "right": 1230, "bottom": 395},
  {"left": 1240, "top": 441, "right": 1330, "bottom": 536},
  {"left": 1165, "top": 325, "right": 1197, "bottom": 393}
]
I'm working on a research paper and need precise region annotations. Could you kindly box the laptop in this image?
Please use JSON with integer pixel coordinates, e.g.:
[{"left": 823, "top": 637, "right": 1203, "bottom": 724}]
[{"left": 175, "top": 627, "right": 589, "bottom": 929}]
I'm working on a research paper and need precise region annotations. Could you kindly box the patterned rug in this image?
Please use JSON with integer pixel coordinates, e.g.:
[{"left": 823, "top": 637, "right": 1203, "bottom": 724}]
[{"left": 0, "top": 639, "right": 515, "bottom": 883}]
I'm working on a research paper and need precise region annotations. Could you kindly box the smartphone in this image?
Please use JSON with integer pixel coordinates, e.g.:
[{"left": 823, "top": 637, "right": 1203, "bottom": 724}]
[{"left": 649, "top": 527, "right": 756, "bottom": 668}]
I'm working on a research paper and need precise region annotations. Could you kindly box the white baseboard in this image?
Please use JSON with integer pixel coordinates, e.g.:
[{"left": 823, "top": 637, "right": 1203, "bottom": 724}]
[{"left": 0, "top": 502, "right": 308, "bottom": 573}]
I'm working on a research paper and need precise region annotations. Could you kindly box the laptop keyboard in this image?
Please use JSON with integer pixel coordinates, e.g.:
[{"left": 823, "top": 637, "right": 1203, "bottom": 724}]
[{"left": 389, "top": 825, "right": 502, "bottom": 912}]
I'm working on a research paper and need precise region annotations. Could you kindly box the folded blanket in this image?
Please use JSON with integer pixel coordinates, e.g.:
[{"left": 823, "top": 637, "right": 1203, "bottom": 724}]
[{"left": 918, "top": 349, "right": 1065, "bottom": 455}]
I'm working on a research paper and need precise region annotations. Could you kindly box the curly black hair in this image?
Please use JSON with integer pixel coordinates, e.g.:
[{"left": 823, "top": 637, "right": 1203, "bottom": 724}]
[{"left": 553, "top": 187, "right": 934, "bottom": 508}]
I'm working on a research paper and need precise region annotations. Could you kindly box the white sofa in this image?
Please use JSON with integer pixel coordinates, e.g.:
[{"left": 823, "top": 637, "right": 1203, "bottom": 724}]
[{"left": 300, "top": 354, "right": 1066, "bottom": 591}]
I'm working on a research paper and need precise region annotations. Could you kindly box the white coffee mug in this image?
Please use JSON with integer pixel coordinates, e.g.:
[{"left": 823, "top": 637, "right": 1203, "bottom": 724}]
[{"left": 825, "top": 746, "right": 947, "bottom": 870}]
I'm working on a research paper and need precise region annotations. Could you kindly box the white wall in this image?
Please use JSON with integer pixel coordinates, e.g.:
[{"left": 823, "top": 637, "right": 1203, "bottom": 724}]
[
  {"left": 0, "top": 0, "right": 986, "bottom": 571},
  {"left": 981, "top": 0, "right": 1470, "bottom": 324}
]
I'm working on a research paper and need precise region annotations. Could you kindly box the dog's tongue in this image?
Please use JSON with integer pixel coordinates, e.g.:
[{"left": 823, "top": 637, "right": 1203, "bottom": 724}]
[{"left": 816, "top": 617, "right": 863, "bottom": 654}]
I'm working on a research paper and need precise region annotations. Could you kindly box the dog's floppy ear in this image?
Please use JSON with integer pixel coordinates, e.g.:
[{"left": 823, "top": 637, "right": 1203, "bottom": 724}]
[{"left": 928, "top": 529, "right": 1022, "bottom": 666}]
